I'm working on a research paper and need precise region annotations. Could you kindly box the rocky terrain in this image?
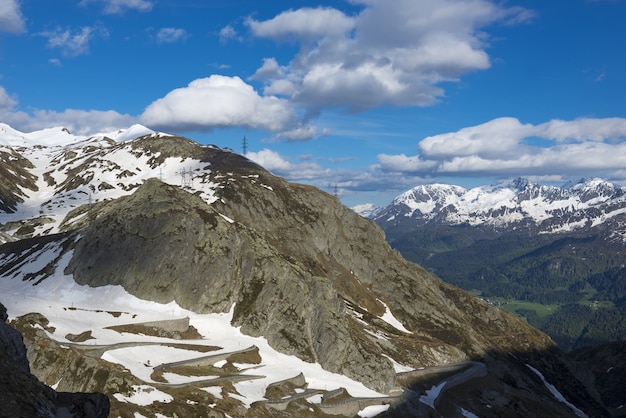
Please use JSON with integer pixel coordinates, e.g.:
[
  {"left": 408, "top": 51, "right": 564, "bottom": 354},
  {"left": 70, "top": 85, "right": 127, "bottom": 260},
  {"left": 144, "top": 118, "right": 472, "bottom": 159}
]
[
  {"left": 0, "top": 124, "right": 620, "bottom": 416},
  {"left": 0, "top": 302, "right": 110, "bottom": 417}
]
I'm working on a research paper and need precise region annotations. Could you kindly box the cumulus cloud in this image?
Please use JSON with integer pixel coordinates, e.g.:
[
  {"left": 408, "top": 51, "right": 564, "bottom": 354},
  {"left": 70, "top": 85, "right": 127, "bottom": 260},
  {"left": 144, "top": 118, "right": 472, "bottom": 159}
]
[
  {"left": 156, "top": 27, "right": 189, "bottom": 44},
  {"left": 79, "top": 0, "right": 153, "bottom": 15},
  {"left": 140, "top": 75, "right": 316, "bottom": 140},
  {"left": 247, "top": 7, "right": 355, "bottom": 41},
  {"left": 378, "top": 117, "right": 626, "bottom": 181},
  {"left": 246, "top": 148, "right": 326, "bottom": 180},
  {"left": 247, "top": 0, "right": 533, "bottom": 113},
  {"left": 40, "top": 24, "right": 109, "bottom": 57},
  {"left": 0, "top": 0, "right": 25, "bottom": 34}
]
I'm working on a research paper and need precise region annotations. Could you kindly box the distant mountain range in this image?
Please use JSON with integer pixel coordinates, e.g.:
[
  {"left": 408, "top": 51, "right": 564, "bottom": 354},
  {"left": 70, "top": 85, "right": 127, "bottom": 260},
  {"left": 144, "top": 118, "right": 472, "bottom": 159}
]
[
  {"left": 374, "top": 178, "right": 626, "bottom": 352},
  {"left": 374, "top": 177, "right": 626, "bottom": 234}
]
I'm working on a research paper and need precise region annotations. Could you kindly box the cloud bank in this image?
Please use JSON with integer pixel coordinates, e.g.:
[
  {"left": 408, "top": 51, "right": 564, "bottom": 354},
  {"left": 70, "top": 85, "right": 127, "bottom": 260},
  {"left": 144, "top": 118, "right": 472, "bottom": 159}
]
[{"left": 377, "top": 117, "right": 626, "bottom": 180}]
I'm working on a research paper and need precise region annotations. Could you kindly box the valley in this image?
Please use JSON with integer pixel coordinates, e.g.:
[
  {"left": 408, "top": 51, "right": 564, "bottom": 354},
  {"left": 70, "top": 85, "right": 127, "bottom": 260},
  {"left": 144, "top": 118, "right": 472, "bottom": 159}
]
[{"left": 374, "top": 180, "right": 626, "bottom": 352}]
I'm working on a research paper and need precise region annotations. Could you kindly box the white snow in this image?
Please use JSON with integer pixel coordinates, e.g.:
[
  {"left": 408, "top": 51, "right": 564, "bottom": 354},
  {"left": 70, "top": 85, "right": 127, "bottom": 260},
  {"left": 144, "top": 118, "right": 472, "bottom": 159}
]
[
  {"left": 388, "top": 178, "right": 626, "bottom": 234},
  {"left": 382, "top": 354, "right": 414, "bottom": 373},
  {"left": 0, "top": 246, "right": 387, "bottom": 411},
  {"left": 0, "top": 124, "right": 239, "bottom": 239},
  {"left": 526, "top": 364, "right": 588, "bottom": 418},
  {"left": 358, "top": 404, "right": 390, "bottom": 417},
  {"left": 113, "top": 385, "right": 173, "bottom": 406},
  {"left": 219, "top": 213, "right": 234, "bottom": 223},
  {"left": 419, "top": 381, "right": 446, "bottom": 408},
  {"left": 378, "top": 300, "right": 412, "bottom": 334},
  {"left": 461, "top": 408, "right": 479, "bottom": 418}
]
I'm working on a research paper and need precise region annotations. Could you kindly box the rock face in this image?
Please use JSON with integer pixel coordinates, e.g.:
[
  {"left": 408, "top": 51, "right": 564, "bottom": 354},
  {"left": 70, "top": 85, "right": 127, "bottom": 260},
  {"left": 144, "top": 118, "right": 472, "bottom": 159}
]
[
  {"left": 63, "top": 175, "right": 556, "bottom": 395},
  {"left": 0, "top": 303, "right": 110, "bottom": 418}
]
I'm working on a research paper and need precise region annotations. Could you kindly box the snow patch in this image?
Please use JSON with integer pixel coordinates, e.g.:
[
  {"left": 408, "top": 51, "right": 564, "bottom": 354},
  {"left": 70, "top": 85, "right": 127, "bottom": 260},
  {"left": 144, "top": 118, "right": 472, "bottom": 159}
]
[
  {"left": 526, "top": 364, "right": 588, "bottom": 418},
  {"left": 113, "top": 385, "right": 173, "bottom": 406},
  {"left": 378, "top": 300, "right": 412, "bottom": 334}
]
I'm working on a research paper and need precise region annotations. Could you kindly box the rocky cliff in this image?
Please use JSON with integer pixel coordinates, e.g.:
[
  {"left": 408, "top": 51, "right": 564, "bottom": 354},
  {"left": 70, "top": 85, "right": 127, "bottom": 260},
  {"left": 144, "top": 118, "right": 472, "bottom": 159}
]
[{"left": 0, "top": 302, "right": 110, "bottom": 418}]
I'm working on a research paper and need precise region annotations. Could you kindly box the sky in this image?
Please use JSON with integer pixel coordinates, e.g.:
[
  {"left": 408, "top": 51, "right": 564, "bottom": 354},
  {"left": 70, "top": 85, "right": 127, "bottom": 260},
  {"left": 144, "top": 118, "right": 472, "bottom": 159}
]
[{"left": 1, "top": 0, "right": 626, "bottom": 207}]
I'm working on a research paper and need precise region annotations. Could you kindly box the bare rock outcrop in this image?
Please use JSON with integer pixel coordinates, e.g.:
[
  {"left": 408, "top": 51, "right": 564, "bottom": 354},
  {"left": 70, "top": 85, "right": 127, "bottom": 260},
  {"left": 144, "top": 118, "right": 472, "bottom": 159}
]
[{"left": 0, "top": 302, "right": 110, "bottom": 418}]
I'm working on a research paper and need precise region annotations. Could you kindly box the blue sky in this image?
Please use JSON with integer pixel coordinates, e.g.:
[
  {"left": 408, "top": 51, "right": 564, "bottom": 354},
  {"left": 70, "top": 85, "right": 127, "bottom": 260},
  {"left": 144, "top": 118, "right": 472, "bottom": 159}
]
[{"left": 1, "top": 0, "right": 626, "bottom": 207}]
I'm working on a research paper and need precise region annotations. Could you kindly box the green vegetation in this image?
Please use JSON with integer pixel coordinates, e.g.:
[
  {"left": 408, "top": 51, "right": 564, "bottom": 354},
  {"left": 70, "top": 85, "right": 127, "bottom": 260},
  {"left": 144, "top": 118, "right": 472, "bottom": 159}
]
[{"left": 384, "top": 223, "right": 626, "bottom": 351}]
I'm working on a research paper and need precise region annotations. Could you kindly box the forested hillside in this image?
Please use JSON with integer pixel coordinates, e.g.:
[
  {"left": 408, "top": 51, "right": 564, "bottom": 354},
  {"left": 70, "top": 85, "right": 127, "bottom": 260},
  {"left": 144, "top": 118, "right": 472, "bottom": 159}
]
[{"left": 375, "top": 178, "right": 626, "bottom": 352}]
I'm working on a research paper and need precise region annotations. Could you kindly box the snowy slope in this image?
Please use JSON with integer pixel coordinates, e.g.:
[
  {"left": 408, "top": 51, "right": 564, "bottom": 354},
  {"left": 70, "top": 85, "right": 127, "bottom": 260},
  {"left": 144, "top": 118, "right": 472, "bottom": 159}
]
[
  {"left": 0, "top": 241, "right": 390, "bottom": 416},
  {"left": 0, "top": 124, "right": 226, "bottom": 241},
  {"left": 0, "top": 124, "right": 408, "bottom": 416}
]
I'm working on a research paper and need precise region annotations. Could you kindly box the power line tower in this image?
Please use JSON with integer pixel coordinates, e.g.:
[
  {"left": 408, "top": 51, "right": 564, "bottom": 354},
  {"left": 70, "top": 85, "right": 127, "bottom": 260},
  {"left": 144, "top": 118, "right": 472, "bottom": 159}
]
[
  {"left": 333, "top": 184, "right": 339, "bottom": 198},
  {"left": 242, "top": 136, "right": 248, "bottom": 156},
  {"left": 178, "top": 167, "right": 193, "bottom": 188}
]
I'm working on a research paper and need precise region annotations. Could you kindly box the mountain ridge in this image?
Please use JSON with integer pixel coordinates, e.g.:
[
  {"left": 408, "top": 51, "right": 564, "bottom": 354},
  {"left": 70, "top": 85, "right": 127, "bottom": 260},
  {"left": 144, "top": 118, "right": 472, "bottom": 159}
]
[{"left": 375, "top": 177, "right": 626, "bottom": 235}]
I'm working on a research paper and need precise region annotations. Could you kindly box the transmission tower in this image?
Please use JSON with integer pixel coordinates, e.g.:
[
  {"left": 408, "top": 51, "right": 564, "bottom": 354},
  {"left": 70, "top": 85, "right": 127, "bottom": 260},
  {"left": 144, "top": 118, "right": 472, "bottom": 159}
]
[
  {"left": 242, "top": 136, "right": 248, "bottom": 156},
  {"left": 178, "top": 167, "right": 193, "bottom": 188}
]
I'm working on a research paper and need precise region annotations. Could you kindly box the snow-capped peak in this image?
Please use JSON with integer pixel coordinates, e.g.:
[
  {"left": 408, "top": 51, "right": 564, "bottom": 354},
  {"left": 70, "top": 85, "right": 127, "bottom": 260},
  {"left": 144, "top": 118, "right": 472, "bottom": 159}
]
[
  {"left": 375, "top": 178, "right": 626, "bottom": 235},
  {"left": 0, "top": 123, "right": 79, "bottom": 147},
  {"left": 101, "top": 124, "right": 157, "bottom": 142},
  {"left": 0, "top": 123, "right": 167, "bottom": 148}
]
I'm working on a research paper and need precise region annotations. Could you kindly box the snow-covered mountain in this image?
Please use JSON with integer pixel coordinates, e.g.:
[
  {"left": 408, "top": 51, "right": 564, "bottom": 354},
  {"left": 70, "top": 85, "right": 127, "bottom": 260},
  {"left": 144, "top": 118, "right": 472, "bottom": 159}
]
[
  {"left": 0, "top": 123, "right": 224, "bottom": 243},
  {"left": 351, "top": 203, "right": 383, "bottom": 218},
  {"left": 0, "top": 124, "right": 613, "bottom": 417},
  {"left": 375, "top": 177, "right": 626, "bottom": 237}
]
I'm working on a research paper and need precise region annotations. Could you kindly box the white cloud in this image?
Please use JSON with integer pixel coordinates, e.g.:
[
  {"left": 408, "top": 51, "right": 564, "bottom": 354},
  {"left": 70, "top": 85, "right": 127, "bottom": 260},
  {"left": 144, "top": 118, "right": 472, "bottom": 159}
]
[
  {"left": 3, "top": 108, "right": 135, "bottom": 136},
  {"left": 156, "top": 27, "right": 189, "bottom": 44},
  {"left": 379, "top": 117, "right": 626, "bottom": 180},
  {"left": 271, "top": 125, "right": 318, "bottom": 142},
  {"left": 79, "top": 0, "right": 153, "bottom": 15},
  {"left": 418, "top": 117, "right": 536, "bottom": 159},
  {"left": 376, "top": 153, "right": 438, "bottom": 173},
  {"left": 247, "top": 0, "right": 532, "bottom": 113},
  {"left": 536, "top": 118, "right": 626, "bottom": 142},
  {"left": 0, "top": 0, "right": 25, "bottom": 34},
  {"left": 246, "top": 149, "right": 293, "bottom": 171},
  {"left": 40, "top": 24, "right": 109, "bottom": 57},
  {"left": 0, "top": 85, "right": 135, "bottom": 135},
  {"left": 246, "top": 7, "right": 355, "bottom": 41},
  {"left": 250, "top": 58, "right": 285, "bottom": 81},
  {"left": 247, "top": 148, "right": 325, "bottom": 180},
  {"left": 140, "top": 75, "right": 307, "bottom": 135},
  {"left": 0, "top": 86, "right": 17, "bottom": 110},
  {"left": 219, "top": 25, "right": 239, "bottom": 44}
]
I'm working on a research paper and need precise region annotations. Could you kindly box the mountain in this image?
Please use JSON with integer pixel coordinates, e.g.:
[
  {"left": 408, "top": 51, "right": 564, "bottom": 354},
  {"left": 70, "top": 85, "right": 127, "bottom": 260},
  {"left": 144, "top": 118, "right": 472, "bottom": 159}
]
[
  {"left": 374, "top": 179, "right": 626, "bottom": 351},
  {"left": 0, "top": 124, "right": 614, "bottom": 417},
  {"left": 351, "top": 203, "right": 383, "bottom": 219},
  {"left": 375, "top": 178, "right": 626, "bottom": 232}
]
